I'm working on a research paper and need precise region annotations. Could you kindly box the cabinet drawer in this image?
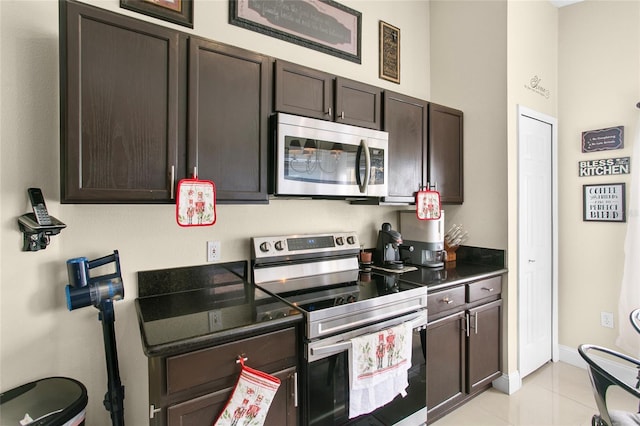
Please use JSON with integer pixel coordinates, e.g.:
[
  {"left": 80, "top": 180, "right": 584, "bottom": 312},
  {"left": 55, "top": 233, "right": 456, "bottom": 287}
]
[
  {"left": 166, "top": 328, "right": 296, "bottom": 395},
  {"left": 467, "top": 276, "right": 502, "bottom": 303},
  {"left": 428, "top": 286, "right": 465, "bottom": 316}
]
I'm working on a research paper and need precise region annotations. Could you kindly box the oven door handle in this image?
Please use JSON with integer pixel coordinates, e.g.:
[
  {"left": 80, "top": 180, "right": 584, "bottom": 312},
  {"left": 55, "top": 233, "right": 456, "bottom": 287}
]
[
  {"left": 310, "top": 340, "right": 352, "bottom": 357},
  {"left": 310, "top": 312, "right": 429, "bottom": 358}
]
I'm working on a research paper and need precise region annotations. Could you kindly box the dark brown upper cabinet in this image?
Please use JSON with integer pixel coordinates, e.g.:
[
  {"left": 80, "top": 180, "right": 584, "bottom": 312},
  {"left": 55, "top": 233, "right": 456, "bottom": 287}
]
[
  {"left": 274, "top": 60, "right": 333, "bottom": 121},
  {"left": 429, "top": 103, "right": 464, "bottom": 204},
  {"left": 60, "top": 1, "right": 269, "bottom": 204},
  {"left": 274, "top": 60, "right": 382, "bottom": 130},
  {"left": 382, "top": 91, "right": 429, "bottom": 203},
  {"left": 60, "top": 0, "right": 181, "bottom": 203},
  {"left": 187, "top": 38, "right": 270, "bottom": 204}
]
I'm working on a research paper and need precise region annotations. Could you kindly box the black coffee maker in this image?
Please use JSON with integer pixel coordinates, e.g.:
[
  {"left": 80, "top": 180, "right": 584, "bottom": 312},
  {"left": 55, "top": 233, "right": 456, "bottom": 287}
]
[{"left": 375, "top": 223, "right": 413, "bottom": 269}]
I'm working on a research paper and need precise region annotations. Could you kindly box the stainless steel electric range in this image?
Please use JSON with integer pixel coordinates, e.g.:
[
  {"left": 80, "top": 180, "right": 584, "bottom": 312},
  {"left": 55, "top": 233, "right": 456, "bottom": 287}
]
[{"left": 251, "top": 231, "right": 428, "bottom": 426}]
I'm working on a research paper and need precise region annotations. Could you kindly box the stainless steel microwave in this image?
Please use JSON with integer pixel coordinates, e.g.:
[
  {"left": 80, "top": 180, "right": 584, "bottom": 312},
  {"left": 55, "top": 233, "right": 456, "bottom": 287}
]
[{"left": 273, "top": 113, "right": 389, "bottom": 198}]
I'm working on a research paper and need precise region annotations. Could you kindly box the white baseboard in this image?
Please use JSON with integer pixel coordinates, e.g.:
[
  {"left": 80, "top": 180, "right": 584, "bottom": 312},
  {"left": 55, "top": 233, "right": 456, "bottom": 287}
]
[
  {"left": 559, "top": 344, "right": 638, "bottom": 380},
  {"left": 492, "top": 344, "right": 635, "bottom": 396},
  {"left": 492, "top": 371, "right": 522, "bottom": 395}
]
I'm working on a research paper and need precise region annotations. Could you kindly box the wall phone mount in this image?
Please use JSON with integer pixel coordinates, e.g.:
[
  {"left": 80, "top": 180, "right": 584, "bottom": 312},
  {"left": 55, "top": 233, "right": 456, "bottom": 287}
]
[{"left": 18, "top": 213, "right": 66, "bottom": 251}]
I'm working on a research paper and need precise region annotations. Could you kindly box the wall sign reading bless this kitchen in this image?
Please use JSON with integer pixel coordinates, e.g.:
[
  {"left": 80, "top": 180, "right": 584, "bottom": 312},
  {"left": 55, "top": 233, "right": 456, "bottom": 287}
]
[
  {"left": 583, "top": 183, "right": 626, "bottom": 222},
  {"left": 578, "top": 157, "right": 630, "bottom": 177},
  {"left": 581, "top": 126, "right": 624, "bottom": 153}
]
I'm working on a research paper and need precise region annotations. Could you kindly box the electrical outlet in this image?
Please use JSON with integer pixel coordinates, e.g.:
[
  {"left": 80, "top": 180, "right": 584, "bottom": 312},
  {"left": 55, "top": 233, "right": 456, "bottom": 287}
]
[
  {"left": 601, "top": 311, "right": 614, "bottom": 329},
  {"left": 207, "top": 241, "right": 221, "bottom": 262},
  {"left": 209, "top": 309, "right": 223, "bottom": 331}
]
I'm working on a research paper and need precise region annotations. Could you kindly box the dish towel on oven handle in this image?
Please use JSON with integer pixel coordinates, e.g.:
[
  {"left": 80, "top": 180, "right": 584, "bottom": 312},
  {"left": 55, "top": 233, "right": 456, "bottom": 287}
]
[
  {"left": 349, "top": 321, "right": 413, "bottom": 419},
  {"left": 212, "top": 357, "right": 281, "bottom": 426}
]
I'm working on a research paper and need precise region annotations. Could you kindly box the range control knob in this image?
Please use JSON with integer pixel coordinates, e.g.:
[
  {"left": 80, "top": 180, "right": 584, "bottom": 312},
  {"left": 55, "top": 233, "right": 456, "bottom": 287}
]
[
  {"left": 336, "top": 237, "right": 344, "bottom": 246},
  {"left": 346, "top": 236, "right": 355, "bottom": 245},
  {"left": 274, "top": 241, "right": 284, "bottom": 251},
  {"left": 259, "top": 242, "right": 271, "bottom": 252}
]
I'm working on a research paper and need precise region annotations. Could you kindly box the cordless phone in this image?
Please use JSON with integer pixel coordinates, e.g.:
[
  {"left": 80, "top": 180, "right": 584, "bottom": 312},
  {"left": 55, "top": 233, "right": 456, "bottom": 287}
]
[{"left": 28, "top": 187, "right": 53, "bottom": 225}]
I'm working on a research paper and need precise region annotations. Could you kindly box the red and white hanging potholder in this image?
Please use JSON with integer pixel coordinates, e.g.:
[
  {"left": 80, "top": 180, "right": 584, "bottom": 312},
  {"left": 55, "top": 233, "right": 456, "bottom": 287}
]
[
  {"left": 213, "top": 358, "right": 281, "bottom": 426},
  {"left": 416, "top": 188, "right": 441, "bottom": 220},
  {"left": 176, "top": 178, "right": 216, "bottom": 227}
]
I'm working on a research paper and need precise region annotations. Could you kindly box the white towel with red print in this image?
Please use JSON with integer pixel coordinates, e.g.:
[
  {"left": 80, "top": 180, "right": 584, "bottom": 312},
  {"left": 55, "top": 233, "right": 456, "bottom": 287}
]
[
  {"left": 213, "top": 359, "right": 281, "bottom": 426},
  {"left": 349, "top": 322, "right": 413, "bottom": 419}
]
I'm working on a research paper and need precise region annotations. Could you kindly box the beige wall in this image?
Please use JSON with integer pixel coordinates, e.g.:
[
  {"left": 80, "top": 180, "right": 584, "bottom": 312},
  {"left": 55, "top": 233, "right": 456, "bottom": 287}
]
[
  {"left": 557, "top": 0, "right": 639, "bottom": 352},
  {"left": 0, "top": 1, "right": 431, "bottom": 425},
  {"left": 2, "top": 0, "right": 638, "bottom": 424}
]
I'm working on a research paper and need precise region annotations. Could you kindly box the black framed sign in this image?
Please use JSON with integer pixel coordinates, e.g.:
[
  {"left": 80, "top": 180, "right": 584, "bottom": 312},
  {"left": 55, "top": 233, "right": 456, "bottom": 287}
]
[
  {"left": 121, "top": 0, "right": 194, "bottom": 28},
  {"left": 581, "top": 126, "right": 624, "bottom": 153},
  {"left": 379, "top": 21, "right": 400, "bottom": 83},
  {"left": 583, "top": 183, "right": 626, "bottom": 222},
  {"left": 229, "top": 0, "right": 361, "bottom": 63}
]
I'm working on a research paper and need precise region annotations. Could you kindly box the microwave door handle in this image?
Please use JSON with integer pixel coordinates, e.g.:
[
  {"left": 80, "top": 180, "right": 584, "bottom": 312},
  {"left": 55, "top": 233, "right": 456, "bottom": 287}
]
[{"left": 356, "top": 139, "right": 371, "bottom": 194}]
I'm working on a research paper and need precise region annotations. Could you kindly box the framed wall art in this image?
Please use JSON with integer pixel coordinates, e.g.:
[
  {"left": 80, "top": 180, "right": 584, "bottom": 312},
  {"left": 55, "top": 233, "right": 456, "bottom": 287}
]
[
  {"left": 583, "top": 182, "right": 626, "bottom": 222},
  {"left": 120, "top": 0, "right": 194, "bottom": 28},
  {"left": 379, "top": 21, "right": 400, "bottom": 83},
  {"left": 229, "top": 0, "right": 361, "bottom": 63}
]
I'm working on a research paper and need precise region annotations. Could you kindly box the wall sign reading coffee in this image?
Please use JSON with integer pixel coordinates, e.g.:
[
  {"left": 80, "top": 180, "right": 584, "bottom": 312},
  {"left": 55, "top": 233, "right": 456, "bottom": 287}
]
[{"left": 583, "top": 183, "right": 626, "bottom": 222}]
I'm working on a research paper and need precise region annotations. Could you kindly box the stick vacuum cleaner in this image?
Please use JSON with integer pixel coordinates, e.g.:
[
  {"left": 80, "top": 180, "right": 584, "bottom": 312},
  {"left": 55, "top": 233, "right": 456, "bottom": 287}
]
[{"left": 65, "top": 250, "right": 125, "bottom": 426}]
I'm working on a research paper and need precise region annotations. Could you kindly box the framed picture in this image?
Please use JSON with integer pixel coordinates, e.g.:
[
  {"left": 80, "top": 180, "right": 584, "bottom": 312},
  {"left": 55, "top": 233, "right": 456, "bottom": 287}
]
[
  {"left": 379, "top": 21, "right": 400, "bottom": 83},
  {"left": 120, "top": 0, "right": 194, "bottom": 28},
  {"left": 581, "top": 125, "right": 624, "bottom": 153},
  {"left": 583, "top": 183, "right": 626, "bottom": 222},
  {"left": 230, "top": 0, "right": 361, "bottom": 63}
]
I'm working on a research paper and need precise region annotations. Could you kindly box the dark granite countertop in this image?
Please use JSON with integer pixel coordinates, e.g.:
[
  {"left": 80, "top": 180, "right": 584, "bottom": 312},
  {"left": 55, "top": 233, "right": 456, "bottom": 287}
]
[
  {"left": 375, "top": 245, "right": 507, "bottom": 291},
  {"left": 399, "top": 262, "right": 507, "bottom": 291},
  {"left": 135, "top": 261, "right": 303, "bottom": 358},
  {"left": 135, "top": 248, "right": 506, "bottom": 357}
]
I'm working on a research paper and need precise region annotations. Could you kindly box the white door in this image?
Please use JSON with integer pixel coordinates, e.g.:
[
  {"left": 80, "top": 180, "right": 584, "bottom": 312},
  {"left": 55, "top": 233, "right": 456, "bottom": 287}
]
[{"left": 518, "top": 106, "right": 558, "bottom": 379}]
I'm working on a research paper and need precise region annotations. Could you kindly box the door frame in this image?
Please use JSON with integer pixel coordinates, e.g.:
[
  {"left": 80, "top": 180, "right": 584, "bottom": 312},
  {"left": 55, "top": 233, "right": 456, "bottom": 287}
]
[{"left": 517, "top": 105, "right": 559, "bottom": 376}]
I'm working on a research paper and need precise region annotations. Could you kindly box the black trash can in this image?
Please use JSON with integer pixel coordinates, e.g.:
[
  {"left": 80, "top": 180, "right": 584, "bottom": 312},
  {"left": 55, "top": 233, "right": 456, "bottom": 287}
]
[{"left": 0, "top": 377, "right": 87, "bottom": 426}]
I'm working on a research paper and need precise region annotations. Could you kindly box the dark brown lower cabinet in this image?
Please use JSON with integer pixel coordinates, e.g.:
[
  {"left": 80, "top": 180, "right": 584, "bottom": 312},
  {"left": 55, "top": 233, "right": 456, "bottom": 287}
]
[
  {"left": 167, "top": 366, "right": 297, "bottom": 426},
  {"left": 426, "top": 277, "right": 503, "bottom": 424},
  {"left": 426, "top": 311, "right": 466, "bottom": 415},
  {"left": 148, "top": 327, "right": 298, "bottom": 426}
]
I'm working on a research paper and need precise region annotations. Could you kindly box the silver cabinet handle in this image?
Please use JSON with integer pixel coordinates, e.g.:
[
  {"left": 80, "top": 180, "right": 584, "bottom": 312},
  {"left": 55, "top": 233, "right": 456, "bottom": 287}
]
[
  {"left": 170, "top": 165, "right": 175, "bottom": 199},
  {"left": 481, "top": 287, "right": 494, "bottom": 292},
  {"left": 465, "top": 313, "right": 470, "bottom": 337},
  {"left": 192, "top": 166, "right": 198, "bottom": 179},
  {"left": 293, "top": 372, "right": 298, "bottom": 408},
  {"left": 340, "top": 111, "right": 345, "bottom": 119},
  {"left": 150, "top": 404, "right": 162, "bottom": 419},
  {"left": 442, "top": 297, "right": 453, "bottom": 304},
  {"left": 326, "top": 107, "right": 332, "bottom": 117},
  {"left": 236, "top": 355, "right": 248, "bottom": 364}
]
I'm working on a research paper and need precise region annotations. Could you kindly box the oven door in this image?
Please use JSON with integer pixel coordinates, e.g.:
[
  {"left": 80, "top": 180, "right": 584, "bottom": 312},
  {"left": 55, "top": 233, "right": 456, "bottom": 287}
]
[
  {"left": 275, "top": 113, "right": 388, "bottom": 198},
  {"left": 303, "top": 310, "right": 428, "bottom": 426}
]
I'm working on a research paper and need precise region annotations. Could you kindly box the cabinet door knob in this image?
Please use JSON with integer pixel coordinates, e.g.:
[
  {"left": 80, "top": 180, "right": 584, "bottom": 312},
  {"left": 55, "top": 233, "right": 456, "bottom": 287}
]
[{"left": 236, "top": 355, "right": 248, "bottom": 364}]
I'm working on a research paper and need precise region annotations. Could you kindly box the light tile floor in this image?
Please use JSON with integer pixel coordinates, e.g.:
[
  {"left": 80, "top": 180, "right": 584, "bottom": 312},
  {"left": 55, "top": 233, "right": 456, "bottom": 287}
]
[{"left": 433, "top": 361, "right": 639, "bottom": 426}]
